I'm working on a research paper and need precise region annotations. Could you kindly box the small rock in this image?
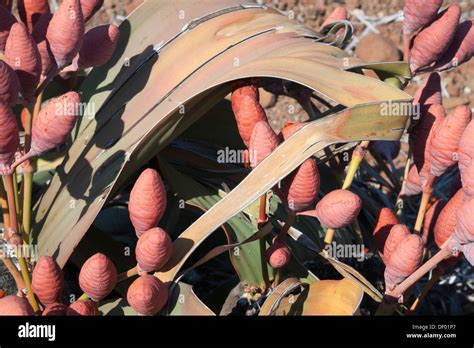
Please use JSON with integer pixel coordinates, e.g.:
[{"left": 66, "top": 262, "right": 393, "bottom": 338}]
[{"left": 355, "top": 33, "right": 401, "bottom": 63}]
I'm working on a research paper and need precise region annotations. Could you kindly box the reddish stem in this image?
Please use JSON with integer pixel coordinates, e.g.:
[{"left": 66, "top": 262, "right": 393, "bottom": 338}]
[
  {"left": 413, "top": 174, "right": 436, "bottom": 235},
  {"left": 386, "top": 243, "right": 455, "bottom": 300},
  {"left": 3, "top": 174, "right": 18, "bottom": 239},
  {"left": 403, "top": 33, "right": 411, "bottom": 62}
]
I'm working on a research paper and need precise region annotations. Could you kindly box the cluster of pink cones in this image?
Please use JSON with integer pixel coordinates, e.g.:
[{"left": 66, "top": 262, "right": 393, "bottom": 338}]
[
  {"left": 0, "top": 0, "right": 120, "bottom": 176},
  {"left": 404, "top": 0, "right": 474, "bottom": 74},
  {"left": 231, "top": 78, "right": 362, "bottom": 273},
  {"left": 127, "top": 168, "right": 172, "bottom": 315},
  {"left": 0, "top": 254, "right": 116, "bottom": 316},
  {"left": 1, "top": 166, "right": 173, "bottom": 316}
]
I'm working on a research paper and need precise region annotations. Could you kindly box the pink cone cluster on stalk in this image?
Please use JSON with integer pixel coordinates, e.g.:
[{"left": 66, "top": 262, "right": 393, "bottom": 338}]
[
  {"left": 266, "top": 235, "right": 291, "bottom": 269},
  {"left": 74, "top": 24, "right": 120, "bottom": 70},
  {"left": 430, "top": 106, "right": 472, "bottom": 177},
  {"left": 403, "top": 0, "right": 443, "bottom": 36},
  {"left": 404, "top": 1, "right": 474, "bottom": 74},
  {"left": 384, "top": 234, "right": 423, "bottom": 290},
  {"left": 0, "top": 255, "right": 115, "bottom": 316},
  {"left": 46, "top": 0, "right": 84, "bottom": 70},
  {"left": 0, "top": 0, "right": 111, "bottom": 173},
  {"left": 127, "top": 275, "right": 169, "bottom": 316},
  {"left": 248, "top": 121, "right": 281, "bottom": 168},
  {"left": 315, "top": 189, "right": 362, "bottom": 229},
  {"left": 127, "top": 168, "right": 172, "bottom": 312},
  {"left": 66, "top": 299, "right": 99, "bottom": 316},
  {"left": 135, "top": 227, "right": 173, "bottom": 274},
  {"left": 408, "top": 6, "right": 461, "bottom": 73},
  {"left": 79, "top": 253, "right": 118, "bottom": 301},
  {"left": 128, "top": 168, "right": 167, "bottom": 237},
  {"left": 0, "top": 0, "right": 155, "bottom": 319},
  {"left": 42, "top": 302, "right": 67, "bottom": 316},
  {"left": 231, "top": 79, "right": 267, "bottom": 148},
  {"left": 279, "top": 123, "right": 320, "bottom": 214},
  {"left": 31, "top": 256, "right": 64, "bottom": 306},
  {"left": 0, "top": 101, "right": 19, "bottom": 174},
  {"left": 383, "top": 224, "right": 410, "bottom": 263},
  {"left": 5, "top": 22, "right": 41, "bottom": 104},
  {"left": 0, "top": 295, "right": 34, "bottom": 315}
]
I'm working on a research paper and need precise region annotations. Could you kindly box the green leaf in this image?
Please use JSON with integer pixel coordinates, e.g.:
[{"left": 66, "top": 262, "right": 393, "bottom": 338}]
[
  {"left": 167, "top": 282, "right": 215, "bottom": 316},
  {"left": 99, "top": 298, "right": 137, "bottom": 316}
]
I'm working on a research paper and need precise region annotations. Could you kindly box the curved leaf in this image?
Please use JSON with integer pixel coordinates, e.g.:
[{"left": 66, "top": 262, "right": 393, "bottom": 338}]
[
  {"left": 274, "top": 278, "right": 363, "bottom": 315},
  {"left": 167, "top": 282, "right": 215, "bottom": 316},
  {"left": 33, "top": 1, "right": 411, "bottom": 272}
]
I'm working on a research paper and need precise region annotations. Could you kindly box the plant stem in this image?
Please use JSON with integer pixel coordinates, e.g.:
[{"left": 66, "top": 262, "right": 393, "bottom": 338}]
[
  {"left": 0, "top": 257, "right": 25, "bottom": 293},
  {"left": 324, "top": 228, "right": 336, "bottom": 245},
  {"left": 274, "top": 269, "right": 281, "bottom": 287},
  {"left": 17, "top": 257, "right": 39, "bottom": 312},
  {"left": 386, "top": 246, "right": 453, "bottom": 299},
  {"left": 78, "top": 293, "right": 90, "bottom": 301},
  {"left": 323, "top": 141, "right": 370, "bottom": 246},
  {"left": 396, "top": 148, "right": 412, "bottom": 217},
  {"left": 21, "top": 169, "right": 33, "bottom": 244},
  {"left": 3, "top": 174, "right": 39, "bottom": 312},
  {"left": 258, "top": 194, "right": 268, "bottom": 225},
  {"left": 408, "top": 270, "right": 441, "bottom": 313},
  {"left": 4, "top": 175, "right": 18, "bottom": 238},
  {"left": 342, "top": 141, "right": 370, "bottom": 190},
  {"left": 0, "top": 180, "right": 10, "bottom": 235},
  {"left": 21, "top": 102, "right": 38, "bottom": 244},
  {"left": 117, "top": 267, "right": 138, "bottom": 283},
  {"left": 258, "top": 194, "right": 270, "bottom": 291},
  {"left": 413, "top": 175, "right": 435, "bottom": 235},
  {"left": 12, "top": 173, "right": 20, "bottom": 217},
  {"left": 0, "top": 181, "right": 21, "bottom": 290},
  {"left": 403, "top": 33, "right": 411, "bottom": 62}
]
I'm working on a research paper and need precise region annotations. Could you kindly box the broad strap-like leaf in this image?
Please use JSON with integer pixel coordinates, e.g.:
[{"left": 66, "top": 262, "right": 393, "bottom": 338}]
[
  {"left": 274, "top": 279, "right": 363, "bottom": 315},
  {"left": 34, "top": 0, "right": 411, "bottom": 269},
  {"left": 156, "top": 100, "right": 410, "bottom": 283}
]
